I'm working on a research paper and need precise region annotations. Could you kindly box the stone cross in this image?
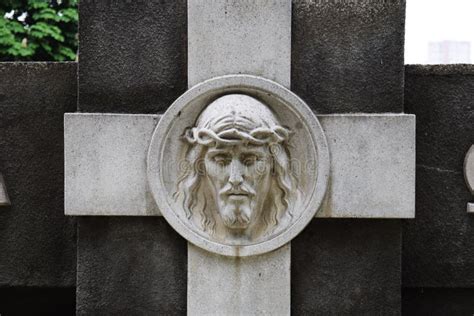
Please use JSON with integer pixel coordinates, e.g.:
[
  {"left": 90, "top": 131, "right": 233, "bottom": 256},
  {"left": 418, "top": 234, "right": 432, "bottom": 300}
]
[{"left": 65, "top": 1, "right": 415, "bottom": 314}]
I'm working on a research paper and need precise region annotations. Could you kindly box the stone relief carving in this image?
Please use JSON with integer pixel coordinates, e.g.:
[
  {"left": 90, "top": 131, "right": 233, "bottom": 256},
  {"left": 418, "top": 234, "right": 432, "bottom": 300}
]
[
  {"left": 147, "top": 75, "right": 330, "bottom": 256},
  {"left": 174, "top": 94, "right": 301, "bottom": 243}
]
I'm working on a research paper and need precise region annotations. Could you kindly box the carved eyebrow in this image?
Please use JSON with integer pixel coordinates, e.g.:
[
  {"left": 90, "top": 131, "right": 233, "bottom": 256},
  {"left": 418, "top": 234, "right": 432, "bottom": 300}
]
[
  {"left": 206, "top": 149, "right": 233, "bottom": 158},
  {"left": 240, "top": 150, "right": 264, "bottom": 156}
]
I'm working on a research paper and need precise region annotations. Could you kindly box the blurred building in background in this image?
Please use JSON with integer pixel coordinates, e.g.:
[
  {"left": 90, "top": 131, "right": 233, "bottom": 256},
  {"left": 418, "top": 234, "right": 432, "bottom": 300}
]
[
  {"left": 428, "top": 41, "right": 471, "bottom": 64},
  {"left": 405, "top": 0, "right": 474, "bottom": 64}
]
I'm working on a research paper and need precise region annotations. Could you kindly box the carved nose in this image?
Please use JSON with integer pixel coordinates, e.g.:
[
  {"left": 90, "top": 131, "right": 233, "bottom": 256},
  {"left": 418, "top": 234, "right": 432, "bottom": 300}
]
[{"left": 229, "top": 160, "right": 244, "bottom": 186}]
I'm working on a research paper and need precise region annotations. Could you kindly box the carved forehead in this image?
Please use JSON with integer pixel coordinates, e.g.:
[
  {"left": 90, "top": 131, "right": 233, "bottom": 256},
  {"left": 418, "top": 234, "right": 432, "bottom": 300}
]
[
  {"left": 207, "top": 143, "right": 270, "bottom": 153},
  {"left": 196, "top": 94, "right": 281, "bottom": 129}
]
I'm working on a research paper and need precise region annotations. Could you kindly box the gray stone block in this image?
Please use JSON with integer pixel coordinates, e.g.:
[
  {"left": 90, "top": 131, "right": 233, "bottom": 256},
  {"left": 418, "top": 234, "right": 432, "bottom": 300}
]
[
  {"left": 292, "top": 0, "right": 405, "bottom": 113},
  {"left": 0, "top": 62, "right": 77, "bottom": 287},
  {"left": 188, "top": 0, "right": 291, "bottom": 88},
  {"left": 292, "top": 219, "right": 401, "bottom": 315},
  {"left": 64, "top": 113, "right": 160, "bottom": 216},
  {"left": 319, "top": 114, "right": 415, "bottom": 219},
  {"left": 78, "top": 0, "right": 187, "bottom": 113},
  {"left": 76, "top": 217, "right": 187, "bottom": 315},
  {"left": 188, "top": 243, "right": 290, "bottom": 315},
  {"left": 402, "top": 65, "right": 474, "bottom": 287}
]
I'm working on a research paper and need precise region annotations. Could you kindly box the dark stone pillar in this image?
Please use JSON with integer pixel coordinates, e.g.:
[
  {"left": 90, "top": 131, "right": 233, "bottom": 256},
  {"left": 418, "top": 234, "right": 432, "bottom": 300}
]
[
  {"left": 292, "top": 219, "right": 401, "bottom": 315},
  {"left": 292, "top": 0, "right": 405, "bottom": 114},
  {"left": 78, "top": 0, "right": 187, "bottom": 114},
  {"left": 0, "top": 63, "right": 77, "bottom": 288},
  {"left": 0, "top": 63, "right": 77, "bottom": 314},
  {"left": 77, "top": 218, "right": 186, "bottom": 315},
  {"left": 76, "top": 0, "right": 188, "bottom": 314},
  {"left": 291, "top": 1, "right": 406, "bottom": 314}
]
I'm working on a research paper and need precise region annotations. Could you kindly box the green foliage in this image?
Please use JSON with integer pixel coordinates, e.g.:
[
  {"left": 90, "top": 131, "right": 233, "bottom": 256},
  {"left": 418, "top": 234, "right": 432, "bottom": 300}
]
[{"left": 0, "top": 0, "right": 78, "bottom": 61}]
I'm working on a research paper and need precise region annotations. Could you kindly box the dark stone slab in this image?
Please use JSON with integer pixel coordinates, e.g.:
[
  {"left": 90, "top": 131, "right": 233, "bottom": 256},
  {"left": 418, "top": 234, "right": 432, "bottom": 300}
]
[
  {"left": 403, "top": 288, "right": 474, "bottom": 315},
  {"left": 77, "top": 217, "right": 187, "bottom": 315},
  {"left": 76, "top": 1, "right": 188, "bottom": 313},
  {"left": 0, "top": 62, "right": 77, "bottom": 287},
  {"left": 291, "top": 3, "right": 405, "bottom": 313},
  {"left": 292, "top": 0, "right": 405, "bottom": 113},
  {"left": 292, "top": 219, "right": 401, "bottom": 315},
  {"left": 403, "top": 65, "right": 474, "bottom": 287},
  {"left": 78, "top": 0, "right": 187, "bottom": 114},
  {"left": 0, "top": 287, "right": 75, "bottom": 316}
]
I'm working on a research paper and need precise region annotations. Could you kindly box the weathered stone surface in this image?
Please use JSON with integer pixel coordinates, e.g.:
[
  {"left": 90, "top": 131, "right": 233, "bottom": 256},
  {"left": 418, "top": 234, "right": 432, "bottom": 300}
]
[
  {"left": 292, "top": 219, "right": 401, "bottom": 315},
  {"left": 0, "top": 62, "right": 76, "bottom": 287},
  {"left": 76, "top": 217, "right": 187, "bottom": 315},
  {"left": 188, "top": 0, "right": 291, "bottom": 88},
  {"left": 188, "top": 243, "right": 290, "bottom": 315},
  {"left": 318, "top": 114, "right": 415, "bottom": 219},
  {"left": 78, "top": 0, "right": 187, "bottom": 113},
  {"left": 65, "top": 113, "right": 160, "bottom": 216},
  {"left": 403, "top": 65, "right": 474, "bottom": 287},
  {"left": 292, "top": 0, "right": 405, "bottom": 113}
]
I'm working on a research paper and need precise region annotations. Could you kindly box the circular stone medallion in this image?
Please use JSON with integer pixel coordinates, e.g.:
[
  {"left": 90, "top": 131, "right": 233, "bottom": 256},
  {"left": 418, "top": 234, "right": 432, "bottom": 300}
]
[{"left": 147, "top": 75, "right": 329, "bottom": 256}]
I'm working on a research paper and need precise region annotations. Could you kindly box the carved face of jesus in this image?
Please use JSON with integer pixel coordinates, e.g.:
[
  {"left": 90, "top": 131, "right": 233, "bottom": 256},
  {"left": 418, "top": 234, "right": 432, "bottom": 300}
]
[{"left": 204, "top": 143, "right": 273, "bottom": 231}]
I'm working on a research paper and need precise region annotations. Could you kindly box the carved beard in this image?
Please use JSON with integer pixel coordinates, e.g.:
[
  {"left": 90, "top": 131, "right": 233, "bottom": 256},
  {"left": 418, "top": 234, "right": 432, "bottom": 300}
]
[{"left": 217, "top": 196, "right": 255, "bottom": 230}]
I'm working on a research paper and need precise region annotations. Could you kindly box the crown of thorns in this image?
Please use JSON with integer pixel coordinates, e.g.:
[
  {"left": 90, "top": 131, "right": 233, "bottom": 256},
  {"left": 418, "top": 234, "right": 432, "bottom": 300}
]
[{"left": 184, "top": 126, "right": 291, "bottom": 146}]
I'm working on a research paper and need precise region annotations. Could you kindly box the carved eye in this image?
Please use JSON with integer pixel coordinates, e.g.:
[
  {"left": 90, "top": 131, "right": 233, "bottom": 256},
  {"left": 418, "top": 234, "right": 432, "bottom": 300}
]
[
  {"left": 212, "top": 154, "right": 231, "bottom": 166},
  {"left": 241, "top": 154, "right": 259, "bottom": 166}
]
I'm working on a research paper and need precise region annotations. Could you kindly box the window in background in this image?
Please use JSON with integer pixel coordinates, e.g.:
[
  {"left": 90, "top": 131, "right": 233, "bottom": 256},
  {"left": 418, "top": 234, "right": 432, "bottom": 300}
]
[{"left": 405, "top": 0, "right": 474, "bottom": 64}]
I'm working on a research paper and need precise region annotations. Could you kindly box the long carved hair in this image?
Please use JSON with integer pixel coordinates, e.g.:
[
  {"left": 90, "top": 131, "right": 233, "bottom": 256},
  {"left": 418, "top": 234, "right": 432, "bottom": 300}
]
[{"left": 173, "top": 94, "right": 301, "bottom": 237}]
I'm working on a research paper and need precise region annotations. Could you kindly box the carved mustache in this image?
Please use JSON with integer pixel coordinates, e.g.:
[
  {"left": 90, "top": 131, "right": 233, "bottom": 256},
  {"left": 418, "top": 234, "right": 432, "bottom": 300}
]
[{"left": 219, "top": 183, "right": 256, "bottom": 197}]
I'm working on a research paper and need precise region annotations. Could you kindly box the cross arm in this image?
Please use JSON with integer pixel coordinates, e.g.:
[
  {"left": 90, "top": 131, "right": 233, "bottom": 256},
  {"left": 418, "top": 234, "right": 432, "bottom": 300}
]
[{"left": 64, "top": 113, "right": 415, "bottom": 218}]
